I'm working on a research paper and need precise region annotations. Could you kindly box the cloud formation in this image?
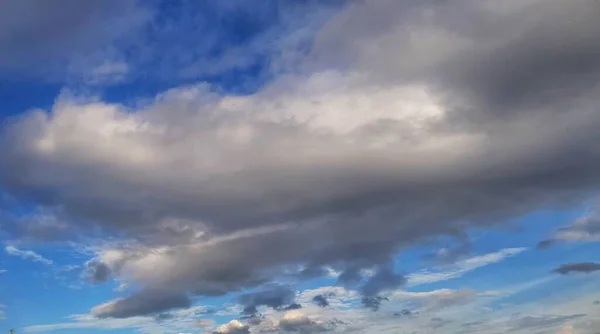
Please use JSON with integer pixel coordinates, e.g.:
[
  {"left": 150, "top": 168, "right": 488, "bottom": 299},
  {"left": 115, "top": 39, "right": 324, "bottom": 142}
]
[{"left": 2, "top": 0, "right": 600, "bottom": 320}]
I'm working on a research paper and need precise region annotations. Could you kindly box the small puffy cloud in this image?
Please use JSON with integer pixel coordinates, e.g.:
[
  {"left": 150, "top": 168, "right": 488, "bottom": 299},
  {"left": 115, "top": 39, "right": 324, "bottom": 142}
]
[
  {"left": 91, "top": 289, "right": 191, "bottom": 318},
  {"left": 5, "top": 245, "right": 53, "bottom": 265},
  {"left": 213, "top": 320, "right": 250, "bottom": 334},
  {"left": 553, "top": 263, "right": 600, "bottom": 275}
]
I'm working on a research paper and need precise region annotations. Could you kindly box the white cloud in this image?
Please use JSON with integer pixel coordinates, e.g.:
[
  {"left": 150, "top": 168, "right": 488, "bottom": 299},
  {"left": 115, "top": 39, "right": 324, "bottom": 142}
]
[
  {"left": 213, "top": 320, "right": 249, "bottom": 334},
  {"left": 5, "top": 246, "right": 53, "bottom": 265},
  {"left": 407, "top": 247, "right": 527, "bottom": 286}
]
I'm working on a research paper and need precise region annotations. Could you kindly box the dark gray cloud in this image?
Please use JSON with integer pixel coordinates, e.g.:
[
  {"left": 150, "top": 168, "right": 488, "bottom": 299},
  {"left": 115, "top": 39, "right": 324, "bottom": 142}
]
[
  {"left": 282, "top": 303, "right": 302, "bottom": 311},
  {"left": 83, "top": 260, "right": 111, "bottom": 284},
  {"left": 553, "top": 262, "right": 600, "bottom": 275},
  {"left": 91, "top": 289, "right": 191, "bottom": 318},
  {"left": 360, "top": 265, "right": 406, "bottom": 297},
  {"left": 361, "top": 296, "right": 388, "bottom": 312},
  {"left": 2, "top": 0, "right": 600, "bottom": 318},
  {"left": 312, "top": 295, "right": 329, "bottom": 308},
  {"left": 238, "top": 285, "right": 297, "bottom": 315}
]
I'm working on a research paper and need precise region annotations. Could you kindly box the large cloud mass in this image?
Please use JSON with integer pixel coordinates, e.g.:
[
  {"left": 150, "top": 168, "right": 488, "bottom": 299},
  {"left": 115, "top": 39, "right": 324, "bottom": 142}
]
[{"left": 2, "top": 0, "right": 600, "bottom": 319}]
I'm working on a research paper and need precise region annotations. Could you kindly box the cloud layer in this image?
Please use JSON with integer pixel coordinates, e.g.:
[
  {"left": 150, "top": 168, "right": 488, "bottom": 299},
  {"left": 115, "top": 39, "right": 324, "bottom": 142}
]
[{"left": 2, "top": 0, "right": 600, "bottom": 325}]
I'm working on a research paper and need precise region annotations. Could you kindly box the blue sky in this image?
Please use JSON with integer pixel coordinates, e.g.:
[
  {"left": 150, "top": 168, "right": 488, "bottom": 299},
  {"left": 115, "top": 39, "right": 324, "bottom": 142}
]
[{"left": 1, "top": 1, "right": 600, "bottom": 333}]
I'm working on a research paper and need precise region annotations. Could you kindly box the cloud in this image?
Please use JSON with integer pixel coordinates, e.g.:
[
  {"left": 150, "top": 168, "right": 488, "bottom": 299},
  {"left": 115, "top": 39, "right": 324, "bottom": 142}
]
[
  {"left": 276, "top": 310, "right": 334, "bottom": 333},
  {"left": 361, "top": 296, "right": 389, "bottom": 312},
  {"left": 430, "top": 317, "right": 452, "bottom": 329},
  {"left": 5, "top": 245, "right": 53, "bottom": 265},
  {"left": 237, "top": 285, "right": 297, "bottom": 315},
  {"left": 508, "top": 314, "right": 586, "bottom": 331},
  {"left": 392, "top": 289, "right": 479, "bottom": 312},
  {"left": 312, "top": 295, "right": 329, "bottom": 308},
  {"left": 539, "top": 207, "right": 600, "bottom": 248},
  {"left": 0, "top": 0, "right": 150, "bottom": 80},
  {"left": 359, "top": 265, "right": 406, "bottom": 297},
  {"left": 252, "top": 310, "right": 336, "bottom": 333},
  {"left": 553, "top": 263, "right": 600, "bottom": 275},
  {"left": 91, "top": 289, "right": 192, "bottom": 318},
  {"left": 407, "top": 248, "right": 526, "bottom": 286},
  {"left": 213, "top": 320, "right": 250, "bottom": 334},
  {"left": 24, "top": 314, "right": 155, "bottom": 333},
  {"left": 84, "top": 260, "right": 111, "bottom": 284},
  {"left": 3, "top": 0, "right": 600, "bottom": 319}
]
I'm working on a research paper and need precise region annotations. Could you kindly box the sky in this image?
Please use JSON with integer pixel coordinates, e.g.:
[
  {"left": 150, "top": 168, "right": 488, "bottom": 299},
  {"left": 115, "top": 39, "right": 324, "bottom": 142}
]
[{"left": 1, "top": 0, "right": 600, "bottom": 333}]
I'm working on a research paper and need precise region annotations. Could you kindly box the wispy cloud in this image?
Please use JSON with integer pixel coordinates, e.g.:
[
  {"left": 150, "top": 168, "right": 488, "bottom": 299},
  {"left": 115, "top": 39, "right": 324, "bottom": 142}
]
[
  {"left": 407, "top": 248, "right": 527, "bottom": 286},
  {"left": 5, "top": 246, "right": 53, "bottom": 265}
]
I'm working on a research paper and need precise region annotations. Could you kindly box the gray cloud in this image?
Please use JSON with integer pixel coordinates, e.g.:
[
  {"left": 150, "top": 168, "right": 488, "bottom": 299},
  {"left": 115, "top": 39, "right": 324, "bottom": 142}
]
[
  {"left": 2, "top": 0, "right": 600, "bottom": 318},
  {"left": 83, "top": 260, "right": 111, "bottom": 284},
  {"left": 91, "top": 289, "right": 191, "bottom": 318},
  {"left": 360, "top": 265, "right": 406, "bottom": 297},
  {"left": 553, "top": 263, "right": 600, "bottom": 275},
  {"left": 539, "top": 207, "right": 600, "bottom": 248},
  {"left": 312, "top": 295, "right": 329, "bottom": 308},
  {"left": 358, "top": 265, "right": 405, "bottom": 311},
  {"left": 361, "top": 296, "right": 388, "bottom": 312},
  {"left": 508, "top": 314, "right": 586, "bottom": 331},
  {"left": 430, "top": 317, "right": 452, "bottom": 329},
  {"left": 0, "top": 0, "right": 149, "bottom": 80},
  {"left": 238, "top": 285, "right": 297, "bottom": 315}
]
